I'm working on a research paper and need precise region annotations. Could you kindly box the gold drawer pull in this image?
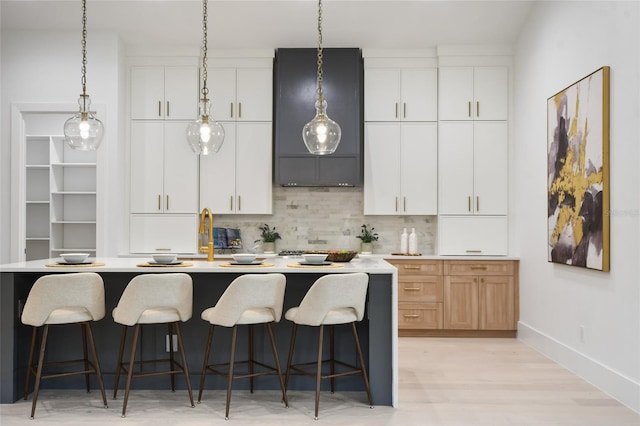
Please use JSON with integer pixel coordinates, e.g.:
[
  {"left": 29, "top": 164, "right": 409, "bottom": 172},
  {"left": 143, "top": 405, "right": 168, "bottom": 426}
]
[
  {"left": 470, "top": 266, "right": 488, "bottom": 270},
  {"left": 403, "top": 287, "right": 421, "bottom": 291},
  {"left": 403, "top": 314, "right": 420, "bottom": 319},
  {"left": 403, "top": 265, "right": 421, "bottom": 270}
]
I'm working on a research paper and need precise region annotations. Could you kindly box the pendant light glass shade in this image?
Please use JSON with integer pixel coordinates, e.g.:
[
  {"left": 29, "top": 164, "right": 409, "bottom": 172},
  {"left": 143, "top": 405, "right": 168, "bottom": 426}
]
[
  {"left": 64, "top": 0, "right": 103, "bottom": 151},
  {"left": 302, "top": 99, "right": 341, "bottom": 155},
  {"left": 64, "top": 94, "right": 104, "bottom": 151},
  {"left": 187, "top": 99, "right": 225, "bottom": 155},
  {"left": 188, "top": 0, "right": 224, "bottom": 155},
  {"left": 303, "top": 0, "right": 341, "bottom": 155}
]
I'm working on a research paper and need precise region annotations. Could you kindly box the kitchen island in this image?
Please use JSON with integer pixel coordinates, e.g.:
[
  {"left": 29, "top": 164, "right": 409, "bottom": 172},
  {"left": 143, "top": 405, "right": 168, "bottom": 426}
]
[{"left": 0, "top": 257, "right": 398, "bottom": 406}]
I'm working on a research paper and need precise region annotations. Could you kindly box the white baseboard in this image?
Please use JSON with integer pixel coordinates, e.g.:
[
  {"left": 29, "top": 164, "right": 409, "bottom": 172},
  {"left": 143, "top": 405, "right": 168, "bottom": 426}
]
[{"left": 518, "top": 321, "right": 640, "bottom": 414}]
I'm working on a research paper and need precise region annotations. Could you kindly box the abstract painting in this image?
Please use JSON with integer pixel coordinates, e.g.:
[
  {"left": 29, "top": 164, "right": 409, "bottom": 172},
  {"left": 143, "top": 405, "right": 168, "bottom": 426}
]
[{"left": 547, "top": 67, "right": 610, "bottom": 271}]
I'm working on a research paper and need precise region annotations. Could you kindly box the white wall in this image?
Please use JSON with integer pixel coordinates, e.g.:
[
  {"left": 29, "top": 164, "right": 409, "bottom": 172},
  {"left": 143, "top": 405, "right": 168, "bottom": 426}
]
[
  {"left": 0, "top": 30, "right": 126, "bottom": 262},
  {"left": 513, "top": 1, "right": 639, "bottom": 412}
]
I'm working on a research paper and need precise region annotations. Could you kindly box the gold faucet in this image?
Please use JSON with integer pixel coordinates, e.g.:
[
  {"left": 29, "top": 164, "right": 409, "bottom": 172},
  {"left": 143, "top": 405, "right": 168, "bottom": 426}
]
[{"left": 198, "top": 207, "right": 214, "bottom": 261}]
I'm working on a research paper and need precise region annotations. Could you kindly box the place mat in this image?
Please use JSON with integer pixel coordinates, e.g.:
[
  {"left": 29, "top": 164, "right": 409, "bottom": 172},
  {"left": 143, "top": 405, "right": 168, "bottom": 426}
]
[
  {"left": 219, "top": 262, "right": 275, "bottom": 268},
  {"left": 45, "top": 262, "right": 106, "bottom": 267},
  {"left": 136, "top": 262, "right": 194, "bottom": 267},
  {"left": 287, "top": 263, "right": 344, "bottom": 268}
]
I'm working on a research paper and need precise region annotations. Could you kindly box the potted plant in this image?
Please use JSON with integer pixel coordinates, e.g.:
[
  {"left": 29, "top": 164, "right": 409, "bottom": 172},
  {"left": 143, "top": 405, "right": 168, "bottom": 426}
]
[
  {"left": 356, "top": 224, "right": 378, "bottom": 254},
  {"left": 256, "top": 224, "right": 281, "bottom": 253}
]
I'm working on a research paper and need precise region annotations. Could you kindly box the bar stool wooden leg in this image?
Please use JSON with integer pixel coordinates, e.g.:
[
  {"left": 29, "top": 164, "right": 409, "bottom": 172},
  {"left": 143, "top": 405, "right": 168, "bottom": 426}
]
[
  {"left": 284, "top": 323, "right": 298, "bottom": 391},
  {"left": 266, "top": 322, "right": 288, "bottom": 408},
  {"left": 121, "top": 324, "right": 140, "bottom": 418},
  {"left": 30, "top": 324, "right": 49, "bottom": 420},
  {"left": 85, "top": 322, "right": 108, "bottom": 408},
  {"left": 113, "top": 325, "right": 127, "bottom": 399},
  {"left": 314, "top": 325, "right": 325, "bottom": 420},
  {"left": 24, "top": 327, "right": 38, "bottom": 401},
  {"left": 330, "top": 325, "right": 335, "bottom": 393},
  {"left": 249, "top": 325, "right": 255, "bottom": 393},
  {"left": 225, "top": 325, "right": 238, "bottom": 420},
  {"left": 81, "top": 323, "right": 91, "bottom": 393},
  {"left": 168, "top": 323, "right": 176, "bottom": 392},
  {"left": 351, "top": 322, "right": 373, "bottom": 407},
  {"left": 174, "top": 322, "right": 195, "bottom": 408},
  {"left": 197, "top": 324, "right": 215, "bottom": 403}
]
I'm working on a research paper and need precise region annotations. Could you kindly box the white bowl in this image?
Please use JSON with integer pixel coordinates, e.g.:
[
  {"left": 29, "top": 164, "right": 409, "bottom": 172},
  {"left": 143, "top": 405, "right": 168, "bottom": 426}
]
[
  {"left": 152, "top": 253, "right": 178, "bottom": 264},
  {"left": 60, "top": 253, "right": 89, "bottom": 264},
  {"left": 232, "top": 253, "right": 257, "bottom": 264},
  {"left": 302, "top": 254, "right": 328, "bottom": 264}
]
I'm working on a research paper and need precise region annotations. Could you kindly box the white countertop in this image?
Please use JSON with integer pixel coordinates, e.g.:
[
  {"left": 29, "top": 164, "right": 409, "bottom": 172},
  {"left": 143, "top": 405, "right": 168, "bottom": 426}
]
[{"left": 0, "top": 256, "right": 398, "bottom": 274}]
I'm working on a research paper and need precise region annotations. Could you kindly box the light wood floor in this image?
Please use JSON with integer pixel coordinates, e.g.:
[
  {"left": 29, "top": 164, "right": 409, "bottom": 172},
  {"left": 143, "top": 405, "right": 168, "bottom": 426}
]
[{"left": 1, "top": 337, "right": 638, "bottom": 425}]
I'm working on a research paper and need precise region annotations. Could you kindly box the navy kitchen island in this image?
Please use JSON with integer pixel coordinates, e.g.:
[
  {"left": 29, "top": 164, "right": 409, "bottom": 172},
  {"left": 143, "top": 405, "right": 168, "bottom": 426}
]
[{"left": 0, "top": 257, "right": 398, "bottom": 406}]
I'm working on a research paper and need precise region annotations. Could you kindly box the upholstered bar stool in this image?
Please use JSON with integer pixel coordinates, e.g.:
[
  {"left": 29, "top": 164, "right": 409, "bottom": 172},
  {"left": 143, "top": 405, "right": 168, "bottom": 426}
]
[
  {"left": 21, "top": 272, "right": 108, "bottom": 419},
  {"left": 284, "top": 272, "right": 373, "bottom": 420},
  {"left": 198, "top": 273, "right": 289, "bottom": 420},
  {"left": 112, "top": 273, "right": 194, "bottom": 417}
]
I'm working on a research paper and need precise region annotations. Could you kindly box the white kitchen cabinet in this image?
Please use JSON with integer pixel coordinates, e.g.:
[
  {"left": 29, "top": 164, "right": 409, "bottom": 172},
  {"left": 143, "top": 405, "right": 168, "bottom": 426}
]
[
  {"left": 364, "top": 67, "right": 437, "bottom": 122},
  {"left": 438, "top": 67, "right": 508, "bottom": 121},
  {"left": 438, "top": 121, "right": 508, "bottom": 215},
  {"left": 438, "top": 216, "right": 508, "bottom": 256},
  {"left": 23, "top": 134, "right": 97, "bottom": 260},
  {"left": 130, "top": 66, "right": 198, "bottom": 120},
  {"left": 130, "top": 121, "right": 199, "bottom": 214},
  {"left": 129, "top": 214, "right": 198, "bottom": 253},
  {"left": 364, "top": 122, "right": 437, "bottom": 215},
  {"left": 200, "top": 122, "right": 272, "bottom": 214},
  {"left": 209, "top": 66, "right": 272, "bottom": 122}
]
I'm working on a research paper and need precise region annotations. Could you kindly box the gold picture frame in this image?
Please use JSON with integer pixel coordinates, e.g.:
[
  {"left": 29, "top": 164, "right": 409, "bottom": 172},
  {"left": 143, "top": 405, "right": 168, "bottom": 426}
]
[{"left": 547, "top": 66, "right": 610, "bottom": 271}]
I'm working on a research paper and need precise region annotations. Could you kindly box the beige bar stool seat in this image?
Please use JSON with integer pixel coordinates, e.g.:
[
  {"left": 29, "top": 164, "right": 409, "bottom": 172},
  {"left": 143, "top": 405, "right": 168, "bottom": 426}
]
[
  {"left": 21, "top": 272, "right": 108, "bottom": 419},
  {"left": 284, "top": 272, "right": 373, "bottom": 420},
  {"left": 198, "top": 273, "right": 289, "bottom": 420},
  {"left": 112, "top": 273, "right": 194, "bottom": 417}
]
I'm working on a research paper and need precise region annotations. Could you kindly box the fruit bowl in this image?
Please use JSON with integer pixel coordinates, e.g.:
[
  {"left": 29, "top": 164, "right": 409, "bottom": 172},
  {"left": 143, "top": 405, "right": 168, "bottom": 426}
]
[{"left": 305, "top": 250, "right": 358, "bottom": 262}]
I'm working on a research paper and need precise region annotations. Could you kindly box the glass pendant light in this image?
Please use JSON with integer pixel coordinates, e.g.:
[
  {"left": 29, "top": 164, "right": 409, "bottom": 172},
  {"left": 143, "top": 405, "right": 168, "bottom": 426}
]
[
  {"left": 187, "top": 0, "right": 224, "bottom": 155},
  {"left": 302, "top": 0, "right": 341, "bottom": 155},
  {"left": 64, "top": 0, "right": 104, "bottom": 151}
]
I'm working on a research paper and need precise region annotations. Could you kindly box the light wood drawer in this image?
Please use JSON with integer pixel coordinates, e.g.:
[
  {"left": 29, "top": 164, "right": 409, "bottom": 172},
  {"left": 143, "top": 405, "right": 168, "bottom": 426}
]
[
  {"left": 444, "top": 260, "right": 514, "bottom": 276},
  {"left": 398, "top": 303, "right": 443, "bottom": 329},
  {"left": 388, "top": 259, "right": 443, "bottom": 275},
  {"left": 398, "top": 275, "right": 443, "bottom": 302}
]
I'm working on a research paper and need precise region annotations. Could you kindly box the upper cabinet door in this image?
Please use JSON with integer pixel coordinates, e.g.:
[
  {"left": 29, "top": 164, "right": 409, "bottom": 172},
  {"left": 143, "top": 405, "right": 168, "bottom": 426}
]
[
  {"left": 438, "top": 67, "right": 474, "bottom": 121},
  {"left": 163, "top": 122, "right": 199, "bottom": 213},
  {"left": 364, "top": 123, "right": 401, "bottom": 215},
  {"left": 163, "top": 67, "right": 199, "bottom": 120},
  {"left": 236, "top": 68, "right": 273, "bottom": 121},
  {"left": 130, "top": 121, "right": 165, "bottom": 213},
  {"left": 473, "top": 121, "right": 508, "bottom": 215},
  {"left": 438, "top": 121, "right": 475, "bottom": 215},
  {"left": 235, "top": 122, "right": 273, "bottom": 214},
  {"left": 473, "top": 67, "right": 508, "bottom": 121},
  {"left": 131, "top": 67, "right": 165, "bottom": 119},
  {"left": 209, "top": 68, "right": 237, "bottom": 122},
  {"left": 401, "top": 68, "right": 438, "bottom": 122},
  {"left": 199, "top": 123, "right": 237, "bottom": 214},
  {"left": 400, "top": 122, "right": 438, "bottom": 215},
  {"left": 364, "top": 68, "right": 400, "bottom": 122}
]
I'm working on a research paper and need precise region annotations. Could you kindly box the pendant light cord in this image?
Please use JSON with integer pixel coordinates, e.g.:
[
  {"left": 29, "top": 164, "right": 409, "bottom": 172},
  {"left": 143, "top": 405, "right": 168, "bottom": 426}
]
[
  {"left": 201, "top": 0, "right": 209, "bottom": 102},
  {"left": 316, "top": 0, "right": 324, "bottom": 103},
  {"left": 80, "top": 0, "right": 88, "bottom": 110}
]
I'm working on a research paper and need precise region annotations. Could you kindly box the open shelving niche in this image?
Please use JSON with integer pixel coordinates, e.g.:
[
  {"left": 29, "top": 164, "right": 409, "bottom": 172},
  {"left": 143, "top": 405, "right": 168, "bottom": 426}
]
[{"left": 17, "top": 107, "right": 100, "bottom": 261}]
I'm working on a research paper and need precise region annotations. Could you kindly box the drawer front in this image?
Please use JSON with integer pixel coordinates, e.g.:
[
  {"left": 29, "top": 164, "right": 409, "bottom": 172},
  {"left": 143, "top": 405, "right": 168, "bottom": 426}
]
[
  {"left": 398, "top": 303, "right": 443, "bottom": 329},
  {"left": 444, "top": 260, "right": 514, "bottom": 276},
  {"left": 388, "top": 259, "right": 443, "bottom": 275},
  {"left": 398, "top": 275, "right": 443, "bottom": 302}
]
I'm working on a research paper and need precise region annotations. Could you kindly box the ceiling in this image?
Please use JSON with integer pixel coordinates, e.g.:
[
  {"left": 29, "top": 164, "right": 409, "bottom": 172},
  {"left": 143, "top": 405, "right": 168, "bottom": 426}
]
[{"left": 1, "top": 0, "right": 535, "bottom": 51}]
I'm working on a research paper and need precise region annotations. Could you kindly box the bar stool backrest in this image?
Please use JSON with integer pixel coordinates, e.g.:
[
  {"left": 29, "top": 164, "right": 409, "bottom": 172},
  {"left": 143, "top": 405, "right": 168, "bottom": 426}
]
[
  {"left": 206, "top": 273, "right": 286, "bottom": 327},
  {"left": 113, "top": 273, "right": 193, "bottom": 326},
  {"left": 294, "top": 272, "right": 369, "bottom": 326},
  {"left": 21, "top": 272, "right": 105, "bottom": 327}
]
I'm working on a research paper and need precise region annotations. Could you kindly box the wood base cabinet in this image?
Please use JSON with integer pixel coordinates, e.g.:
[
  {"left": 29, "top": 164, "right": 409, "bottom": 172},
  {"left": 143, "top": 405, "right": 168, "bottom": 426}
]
[{"left": 391, "top": 258, "right": 519, "bottom": 337}]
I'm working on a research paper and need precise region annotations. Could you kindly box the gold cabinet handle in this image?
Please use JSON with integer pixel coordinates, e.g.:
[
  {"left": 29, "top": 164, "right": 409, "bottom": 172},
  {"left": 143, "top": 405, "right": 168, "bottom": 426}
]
[
  {"left": 470, "top": 265, "right": 488, "bottom": 270},
  {"left": 403, "top": 287, "right": 421, "bottom": 291},
  {"left": 166, "top": 195, "right": 169, "bottom": 211},
  {"left": 476, "top": 101, "right": 479, "bottom": 117},
  {"left": 230, "top": 102, "right": 234, "bottom": 118},
  {"left": 468, "top": 196, "right": 471, "bottom": 212},
  {"left": 395, "top": 197, "right": 398, "bottom": 212},
  {"left": 156, "top": 248, "right": 172, "bottom": 251},
  {"left": 403, "top": 265, "right": 421, "bottom": 270},
  {"left": 238, "top": 195, "right": 241, "bottom": 211},
  {"left": 403, "top": 197, "right": 407, "bottom": 212},
  {"left": 468, "top": 101, "right": 471, "bottom": 117},
  {"left": 476, "top": 196, "right": 479, "bottom": 212},
  {"left": 403, "top": 314, "right": 420, "bottom": 319},
  {"left": 166, "top": 101, "right": 170, "bottom": 117},
  {"left": 403, "top": 102, "right": 406, "bottom": 118},
  {"left": 238, "top": 102, "right": 242, "bottom": 118},
  {"left": 158, "top": 101, "right": 162, "bottom": 117},
  {"left": 158, "top": 195, "right": 161, "bottom": 210},
  {"left": 230, "top": 196, "right": 233, "bottom": 211},
  {"left": 395, "top": 102, "right": 398, "bottom": 118}
]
